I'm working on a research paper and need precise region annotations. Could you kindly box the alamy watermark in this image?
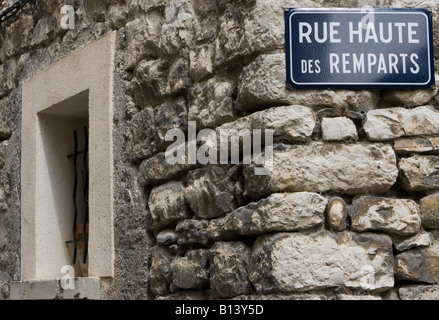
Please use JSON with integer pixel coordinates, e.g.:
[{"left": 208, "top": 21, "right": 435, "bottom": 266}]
[
  {"left": 60, "top": 265, "right": 75, "bottom": 290},
  {"left": 60, "top": 5, "right": 75, "bottom": 30},
  {"left": 165, "top": 121, "right": 274, "bottom": 176}
]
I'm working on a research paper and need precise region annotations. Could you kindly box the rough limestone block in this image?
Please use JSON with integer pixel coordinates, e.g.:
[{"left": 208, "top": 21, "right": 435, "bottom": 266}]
[
  {"left": 166, "top": 58, "right": 191, "bottom": 95},
  {"left": 393, "top": 137, "right": 435, "bottom": 154},
  {"left": 251, "top": 105, "right": 316, "bottom": 142},
  {"left": 170, "top": 250, "right": 209, "bottom": 290},
  {"left": 185, "top": 166, "right": 237, "bottom": 219},
  {"left": 156, "top": 229, "right": 179, "bottom": 246},
  {"left": 326, "top": 197, "right": 348, "bottom": 231},
  {"left": 126, "top": 107, "right": 156, "bottom": 162},
  {"left": 399, "top": 285, "right": 439, "bottom": 300},
  {"left": 350, "top": 196, "right": 421, "bottom": 236},
  {"left": 420, "top": 193, "right": 439, "bottom": 229},
  {"left": 189, "top": 44, "right": 214, "bottom": 82},
  {"left": 138, "top": 152, "right": 198, "bottom": 186},
  {"left": 336, "top": 294, "right": 382, "bottom": 300},
  {"left": 156, "top": 291, "right": 207, "bottom": 300},
  {"left": 244, "top": 143, "right": 398, "bottom": 199},
  {"left": 399, "top": 155, "right": 439, "bottom": 191},
  {"left": 209, "top": 242, "right": 252, "bottom": 298},
  {"left": 249, "top": 231, "right": 394, "bottom": 293},
  {"left": 232, "top": 293, "right": 334, "bottom": 300},
  {"left": 364, "top": 106, "right": 439, "bottom": 141},
  {"left": 430, "top": 137, "right": 439, "bottom": 151},
  {"left": 217, "top": 105, "right": 316, "bottom": 143},
  {"left": 154, "top": 98, "right": 187, "bottom": 150},
  {"left": 159, "top": 0, "right": 200, "bottom": 56},
  {"left": 236, "top": 54, "right": 379, "bottom": 111},
  {"left": 382, "top": 83, "right": 439, "bottom": 107},
  {"left": 149, "top": 246, "right": 173, "bottom": 296},
  {"left": 131, "top": 59, "right": 168, "bottom": 107},
  {"left": 207, "top": 192, "right": 327, "bottom": 241},
  {"left": 124, "top": 15, "right": 161, "bottom": 69},
  {"left": 148, "top": 181, "right": 189, "bottom": 229},
  {"left": 396, "top": 240, "right": 439, "bottom": 284},
  {"left": 0, "top": 60, "right": 15, "bottom": 99},
  {"left": 322, "top": 117, "right": 358, "bottom": 141},
  {"left": 175, "top": 219, "right": 210, "bottom": 245},
  {"left": 393, "top": 232, "right": 434, "bottom": 252},
  {"left": 188, "top": 77, "right": 236, "bottom": 129}
]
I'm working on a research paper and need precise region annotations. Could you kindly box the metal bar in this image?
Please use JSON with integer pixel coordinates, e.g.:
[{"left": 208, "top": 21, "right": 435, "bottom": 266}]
[
  {"left": 70, "top": 130, "right": 79, "bottom": 265},
  {"left": 67, "top": 150, "right": 84, "bottom": 159},
  {"left": 82, "top": 126, "right": 89, "bottom": 264},
  {"left": 0, "top": 0, "right": 34, "bottom": 25}
]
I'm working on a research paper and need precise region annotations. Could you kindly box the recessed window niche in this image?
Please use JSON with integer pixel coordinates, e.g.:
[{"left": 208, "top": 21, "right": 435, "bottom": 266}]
[
  {"left": 37, "top": 90, "right": 89, "bottom": 279},
  {"left": 21, "top": 32, "right": 116, "bottom": 283}
]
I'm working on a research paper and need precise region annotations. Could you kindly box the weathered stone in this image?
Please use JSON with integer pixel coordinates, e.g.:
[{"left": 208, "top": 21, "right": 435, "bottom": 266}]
[
  {"left": 393, "top": 232, "right": 434, "bottom": 252},
  {"left": 364, "top": 106, "right": 439, "bottom": 141},
  {"left": 420, "top": 193, "right": 439, "bottom": 229},
  {"left": 250, "top": 231, "right": 394, "bottom": 293},
  {"left": 170, "top": 251, "right": 209, "bottom": 290},
  {"left": 148, "top": 181, "right": 190, "bottom": 229},
  {"left": 233, "top": 293, "right": 334, "bottom": 300},
  {"left": 124, "top": 14, "right": 162, "bottom": 69},
  {"left": 399, "top": 155, "right": 439, "bottom": 191},
  {"left": 156, "top": 229, "right": 179, "bottom": 246},
  {"left": 175, "top": 219, "right": 209, "bottom": 245},
  {"left": 131, "top": 59, "right": 168, "bottom": 107},
  {"left": 251, "top": 105, "right": 316, "bottom": 142},
  {"left": 244, "top": 143, "right": 398, "bottom": 199},
  {"left": 404, "top": 106, "right": 439, "bottom": 136},
  {"left": 382, "top": 78, "right": 439, "bottom": 107},
  {"left": 185, "top": 166, "right": 237, "bottom": 219},
  {"left": 0, "top": 96, "right": 14, "bottom": 139},
  {"left": 188, "top": 77, "right": 236, "bottom": 129},
  {"left": 322, "top": 117, "right": 358, "bottom": 142},
  {"left": 236, "top": 53, "right": 379, "bottom": 112},
  {"left": 0, "top": 60, "right": 15, "bottom": 99},
  {"left": 154, "top": 98, "right": 187, "bottom": 150},
  {"left": 326, "top": 197, "right": 348, "bottom": 231},
  {"left": 399, "top": 285, "right": 439, "bottom": 300},
  {"left": 217, "top": 105, "right": 316, "bottom": 144},
  {"left": 208, "top": 192, "right": 327, "bottom": 241},
  {"left": 242, "top": 0, "right": 284, "bottom": 54},
  {"left": 209, "top": 242, "right": 252, "bottom": 298},
  {"left": 30, "top": 15, "right": 56, "bottom": 48},
  {"left": 138, "top": 151, "right": 198, "bottom": 185},
  {"left": 156, "top": 291, "right": 207, "bottom": 300},
  {"left": 149, "top": 247, "right": 173, "bottom": 296},
  {"left": 431, "top": 137, "right": 439, "bottom": 151},
  {"left": 159, "top": 0, "right": 200, "bottom": 56},
  {"left": 214, "top": 4, "right": 247, "bottom": 66},
  {"left": 337, "top": 294, "right": 382, "bottom": 300},
  {"left": 107, "top": 5, "right": 128, "bottom": 29},
  {"left": 393, "top": 137, "right": 435, "bottom": 154},
  {"left": 126, "top": 107, "right": 156, "bottom": 162},
  {"left": 396, "top": 240, "right": 439, "bottom": 284},
  {"left": 166, "top": 58, "right": 191, "bottom": 94},
  {"left": 350, "top": 196, "right": 421, "bottom": 236},
  {"left": 364, "top": 107, "right": 405, "bottom": 141},
  {"left": 189, "top": 44, "right": 214, "bottom": 82}
]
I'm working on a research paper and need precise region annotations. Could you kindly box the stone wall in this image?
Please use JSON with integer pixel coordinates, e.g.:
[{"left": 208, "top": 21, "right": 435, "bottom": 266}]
[{"left": 1, "top": 0, "right": 439, "bottom": 300}]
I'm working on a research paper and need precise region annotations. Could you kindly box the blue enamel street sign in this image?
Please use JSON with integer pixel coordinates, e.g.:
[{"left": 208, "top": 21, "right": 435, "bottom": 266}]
[{"left": 285, "top": 8, "right": 435, "bottom": 89}]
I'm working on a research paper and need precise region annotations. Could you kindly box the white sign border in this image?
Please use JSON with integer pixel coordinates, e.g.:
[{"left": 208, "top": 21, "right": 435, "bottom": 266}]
[{"left": 288, "top": 9, "right": 432, "bottom": 86}]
